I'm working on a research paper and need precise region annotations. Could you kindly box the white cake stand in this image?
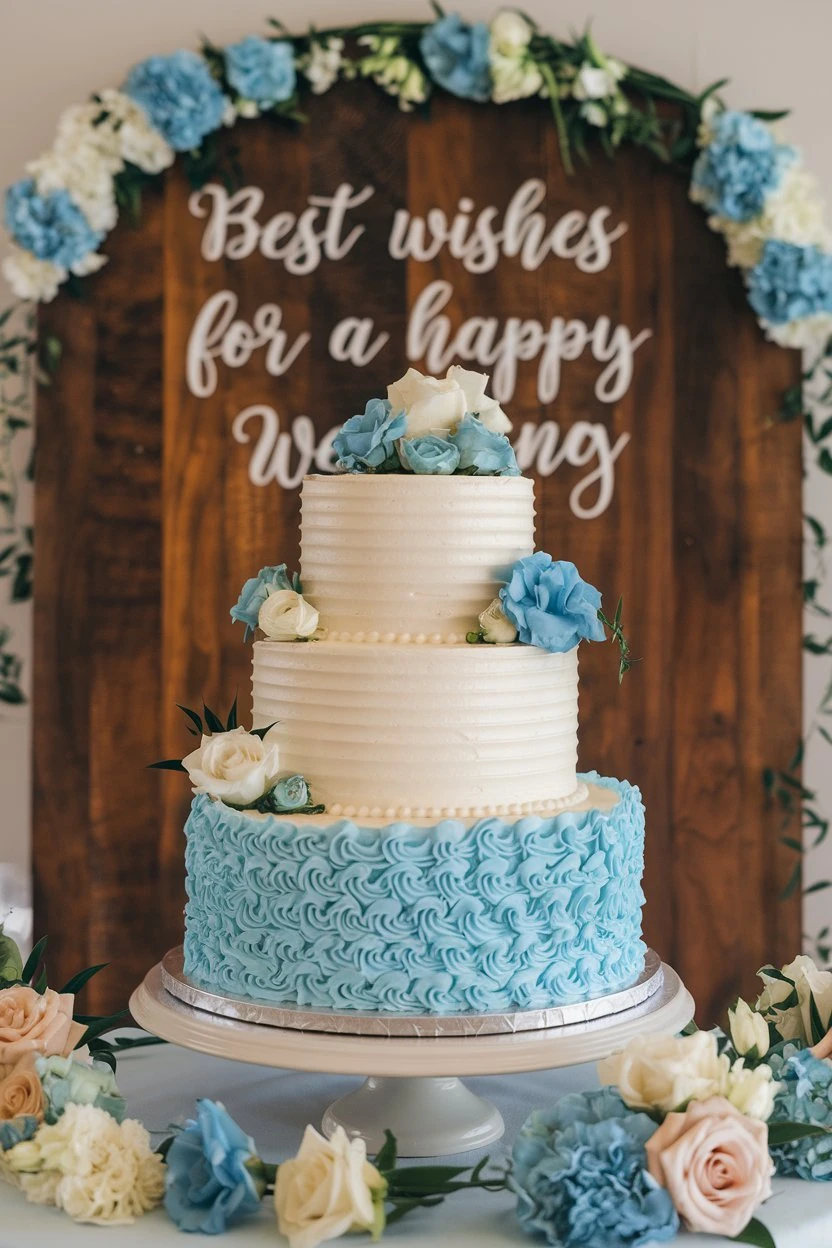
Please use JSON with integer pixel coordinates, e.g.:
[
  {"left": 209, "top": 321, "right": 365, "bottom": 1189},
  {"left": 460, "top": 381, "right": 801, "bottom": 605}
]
[{"left": 130, "top": 951, "right": 694, "bottom": 1157}]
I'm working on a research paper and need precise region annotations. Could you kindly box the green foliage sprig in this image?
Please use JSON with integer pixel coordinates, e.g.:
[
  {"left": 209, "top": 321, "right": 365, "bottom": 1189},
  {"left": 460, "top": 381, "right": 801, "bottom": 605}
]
[{"left": 597, "top": 596, "right": 636, "bottom": 684}]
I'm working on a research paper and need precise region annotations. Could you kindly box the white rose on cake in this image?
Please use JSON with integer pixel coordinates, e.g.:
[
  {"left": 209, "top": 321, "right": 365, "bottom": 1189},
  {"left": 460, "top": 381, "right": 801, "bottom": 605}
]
[
  {"left": 258, "top": 589, "right": 320, "bottom": 641},
  {"left": 387, "top": 366, "right": 511, "bottom": 438},
  {"left": 182, "top": 726, "right": 281, "bottom": 807},
  {"left": 478, "top": 597, "right": 518, "bottom": 643}
]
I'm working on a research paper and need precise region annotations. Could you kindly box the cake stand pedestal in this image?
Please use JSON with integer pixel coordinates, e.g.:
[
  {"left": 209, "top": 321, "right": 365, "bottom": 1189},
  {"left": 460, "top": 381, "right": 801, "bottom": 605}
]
[{"left": 131, "top": 952, "right": 693, "bottom": 1156}]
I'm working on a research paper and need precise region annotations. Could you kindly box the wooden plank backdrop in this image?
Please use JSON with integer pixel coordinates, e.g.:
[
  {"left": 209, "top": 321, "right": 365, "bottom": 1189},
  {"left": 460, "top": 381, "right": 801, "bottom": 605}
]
[{"left": 34, "top": 83, "right": 802, "bottom": 1020}]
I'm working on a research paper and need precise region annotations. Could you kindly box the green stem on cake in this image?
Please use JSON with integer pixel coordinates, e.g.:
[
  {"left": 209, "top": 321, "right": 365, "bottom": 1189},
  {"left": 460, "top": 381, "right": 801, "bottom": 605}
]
[{"left": 598, "top": 597, "right": 636, "bottom": 684}]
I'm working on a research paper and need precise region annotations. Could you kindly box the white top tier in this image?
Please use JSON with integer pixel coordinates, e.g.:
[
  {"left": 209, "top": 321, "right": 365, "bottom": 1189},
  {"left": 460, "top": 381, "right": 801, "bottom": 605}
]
[{"left": 300, "top": 474, "right": 535, "bottom": 640}]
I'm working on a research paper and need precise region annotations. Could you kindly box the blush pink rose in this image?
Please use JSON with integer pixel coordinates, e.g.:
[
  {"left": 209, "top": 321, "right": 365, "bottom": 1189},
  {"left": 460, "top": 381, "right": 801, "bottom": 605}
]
[
  {"left": 0, "top": 1053, "right": 44, "bottom": 1121},
  {"left": 0, "top": 986, "right": 86, "bottom": 1076},
  {"left": 811, "top": 1029, "right": 832, "bottom": 1061},
  {"left": 645, "top": 1096, "right": 773, "bottom": 1239}
]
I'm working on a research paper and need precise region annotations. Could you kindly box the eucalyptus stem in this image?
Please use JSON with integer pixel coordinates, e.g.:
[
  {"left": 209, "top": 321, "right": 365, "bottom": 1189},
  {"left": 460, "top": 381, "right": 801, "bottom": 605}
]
[{"left": 537, "top": 60, "right": 574, "bottom": 176}]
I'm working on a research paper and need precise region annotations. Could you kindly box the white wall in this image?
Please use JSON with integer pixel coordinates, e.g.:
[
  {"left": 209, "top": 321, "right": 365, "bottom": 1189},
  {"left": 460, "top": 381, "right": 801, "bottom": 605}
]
[{"left": 1, "top": 0, "right": 830, "bottom": 944}]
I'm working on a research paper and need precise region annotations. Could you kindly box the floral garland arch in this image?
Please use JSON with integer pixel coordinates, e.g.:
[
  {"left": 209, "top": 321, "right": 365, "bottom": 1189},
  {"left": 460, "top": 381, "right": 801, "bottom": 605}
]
[{"left": 1, "top": 7, "right": 831, "bottom": 350}]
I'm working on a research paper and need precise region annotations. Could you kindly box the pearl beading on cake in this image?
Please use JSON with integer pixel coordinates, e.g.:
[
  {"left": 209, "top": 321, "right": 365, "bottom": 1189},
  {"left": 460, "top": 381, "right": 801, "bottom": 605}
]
[
  {"left": 325, "top": 631, "right": 468, "bottom": 645},
  {"left": 326, "top": 783, "right": 590, "bottom": 821}
]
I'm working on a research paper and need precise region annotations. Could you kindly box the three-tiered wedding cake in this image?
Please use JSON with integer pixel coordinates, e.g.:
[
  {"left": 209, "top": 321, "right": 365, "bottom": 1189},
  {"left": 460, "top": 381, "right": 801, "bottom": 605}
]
[{"left": 177, "top": 367, "right": 646, "bottom": 1016}]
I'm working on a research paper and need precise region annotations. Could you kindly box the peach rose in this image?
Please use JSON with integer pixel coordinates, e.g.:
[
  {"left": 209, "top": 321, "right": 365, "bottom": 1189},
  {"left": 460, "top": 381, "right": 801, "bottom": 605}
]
[
  {"left": 0, "top": 986, "right": 86, "bottom": 1076},
  {"left": 0, "top": 1054, "right": 44, "bottom": 1122},
  {"left": 811, "top": 1029, "right": 832, "bottom": 1061},
  {"left": 645, "top": 1096, "right": 773, "bottom": 1239}
]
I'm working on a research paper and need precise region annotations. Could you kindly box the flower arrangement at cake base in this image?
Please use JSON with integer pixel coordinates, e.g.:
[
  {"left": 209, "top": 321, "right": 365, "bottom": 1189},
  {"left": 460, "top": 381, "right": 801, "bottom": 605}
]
[{"left": 3, "top": 925, "right": 832, "bottom": 1245}]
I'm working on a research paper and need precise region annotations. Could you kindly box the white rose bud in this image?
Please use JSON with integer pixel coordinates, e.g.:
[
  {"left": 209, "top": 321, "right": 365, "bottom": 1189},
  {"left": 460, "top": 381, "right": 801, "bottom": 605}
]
[
  {"left": 727, "top": 998, "right": 770, "bottom": 1058},
  {"left": 274, "top": 1125, "right": 386, "bottom": 1248},
  {"left": 182, "top": 726, "right": 281, "bottom": 808},
  {"left": 490, "top": 10, "right": 534, "bottom": 57},
  {"left": 725, "top": 1059, "right": 780, "bottom": 1121},
  {"left": 259, "top": 590, "right": 319, "bottom": 641},
  {"left": 478, "top": 597, "right": 518, "bottom": 644}
]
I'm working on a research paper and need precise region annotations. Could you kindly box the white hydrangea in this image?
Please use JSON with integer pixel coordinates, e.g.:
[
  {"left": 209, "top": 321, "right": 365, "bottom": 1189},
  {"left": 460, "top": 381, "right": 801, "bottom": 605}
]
[
  {"left": 357, "top": 37, "right": 428, "bottom": 112},
  {"left": 762, "top": 311, "right": 832, "bottom": 350},
  {"left": 6, "top": 1104, "right": 164, "bottom": 1225},
  {"left": 572, "top": 59, "right": 626, "bottom": 102},
  {"left": 28, "top": 144, "right": 118, "bottom": 233},
  {"left": 303, "top": 37, "right": 344, "bottom": 95},
  {"left": 95, "top": 89, "right": 174, "bottom": 174},
  {"left": 2, "top": 244, "right": 66, "bottom": 302},
  {"left": 713, "top": 166, "right": 832, "bottom": 269},
  {"left": 236, "top": 99, "right": 260, "bottom": 119}
]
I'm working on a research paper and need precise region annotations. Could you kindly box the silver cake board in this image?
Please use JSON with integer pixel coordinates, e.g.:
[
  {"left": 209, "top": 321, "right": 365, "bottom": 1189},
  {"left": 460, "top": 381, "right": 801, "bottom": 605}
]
[
  {"left": 161, "top": 946, "right": 665, "bottom": 1038},
  {"left": 131, "top": 950, "right": 695, "bottom": 1157}
]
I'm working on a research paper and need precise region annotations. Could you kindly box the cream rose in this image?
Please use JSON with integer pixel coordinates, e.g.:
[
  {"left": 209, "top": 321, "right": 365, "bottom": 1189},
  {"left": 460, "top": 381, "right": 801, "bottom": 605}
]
[
  {"left": 388, "top": 366, "right": 511, "bottom": 438},
  {"left": 728, "top": 998, "right": 770, "bottom": 1058},
  {"left": 182, "top": 726, "right": 281, "bottom": 807},
  {"left": 258, "top": 590, "right": 320, "bottom": 641},
  {"left": 490, "top": 9, "right": 534, "bottom": 56},
  {"left": 645, "top": 1096, "right": 773, "bottom": 1238},
  {"left": 0, "top": 985, "right": 86, "bottom": 1075},
  {"left": 0, "top": 1054, "right": 44, "bottom": 1121},
  {"left": 725, "top": 1059, "right": 779, "bottom": 1121},
  {"left": 757, "top": 954, "right": 832, "bottom": 1045},
  {"left": 478, "top": 597, "right": 518, "bottom": 644},
  {"left": 598, "top": 1031, "right": 730, "bottom": 1114},
  {"left": 274, "top": 1125, "right": 386, "bottom": 1248}
]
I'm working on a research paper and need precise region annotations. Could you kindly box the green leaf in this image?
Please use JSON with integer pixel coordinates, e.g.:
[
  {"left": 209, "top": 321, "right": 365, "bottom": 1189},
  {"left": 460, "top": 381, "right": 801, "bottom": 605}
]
[
  {"left": 805, "top": 879, "right": 832, "bottom": 894},
  {"left": 60, "top": 963, "right": 108, "bottom": 996},
  {"left": 732, "top": 1216, "right": 777, "bottom": 1248},
  {"left": 148, "top": 759, "right": 187, "bottom": 771},
  {"left": 750, "top": 108, "right": 791, "bottom": 121},
  {"left": 385, "top": 1196, "right": 444, "bottom": 1227},
  {"left": 87, "top": 1038, "right": 117, "bottom": 1072},
  {"left": 78, "top": 1010, "right": 129, "bottom": 1047},
  {"left": 768, "top": 1121, "right": 832, "bottom": 1146},
  {"left": 780, "top": 835, "right": 804, "bottom": 852},
  {"left": 0, "top": 928, "right": 23, "bottom": 983},
  {"left": 818, "top": 447, "right": 832, "bottom": 475},
  {"left": 21, "top": 935, "right": 48, "bottom": 985},
  {"left": 226, "top": 694, "right": 239, "bottom": 731},
  {"left": 176, "top": 703, "right": 203, "bottom": 735},
  {"left": 374, "top": 1129, "right": 398, "bottom": 1173},
  {"left": 203, "top": 703, "right": 225, "bottom": 734},
  {"left": 809, "top": 990, "right": 827, "bottom": 1044},
  {"left": 33, "top": 967, "right": 48, "bottom": 995},
  {"left": 680, "top": 1019, "right": 699, "bottom": 1035},
  {"left": 251, "top": 722, "right": 278, "bottom": 741},
  {"left": 806, "top": 515, "right": 827, "bottom": 549},
  {"left": 780, "top": 861, "right": 801, "bottom": 901}
]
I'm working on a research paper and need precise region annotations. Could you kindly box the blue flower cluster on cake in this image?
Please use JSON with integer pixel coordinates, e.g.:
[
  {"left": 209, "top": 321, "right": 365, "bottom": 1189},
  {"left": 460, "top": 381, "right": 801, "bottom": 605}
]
[{"left": 333, "top": 366, "right": 520, "bottom": 478}]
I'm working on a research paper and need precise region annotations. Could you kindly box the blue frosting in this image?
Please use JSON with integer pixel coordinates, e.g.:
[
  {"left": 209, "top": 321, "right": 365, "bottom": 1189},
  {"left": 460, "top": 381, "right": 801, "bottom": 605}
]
[{"left": 183, "top": 773, "right": 646, "bottom": 1014}]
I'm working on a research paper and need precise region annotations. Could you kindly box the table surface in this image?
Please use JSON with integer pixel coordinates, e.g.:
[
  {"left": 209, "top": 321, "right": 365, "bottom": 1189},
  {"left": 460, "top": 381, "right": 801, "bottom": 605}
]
[{"left": 1, "top": 1040, "right": 830, "bottom": 1248}]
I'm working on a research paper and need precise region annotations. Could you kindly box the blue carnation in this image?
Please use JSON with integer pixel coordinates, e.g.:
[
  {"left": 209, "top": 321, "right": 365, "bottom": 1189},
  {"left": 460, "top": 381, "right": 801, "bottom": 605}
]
[
  {"left": 450, "top": 413, "right": 519, "bottom": 476},
  {"left": 230, "top": 564, "right": 296, "bottom": 636},
  {"left": 124, "top": 50, "right": 226, "bottom": 151},
  {"left": 224, "top": 36, "right": 296, "bottom": 106},
  {"left": 500, "top": 554, "right": 605, "bottom": 653},
  {"left": 400, "top": 434, "right": 460, "bottom": 475},
  {"left": 273, "top": 774, "right": 309, "bottom": 810},
  {"left": 765, "top": 1043, "right": 832, "bottom": 1181},
  {"left": 747, "top": 239, "right": 832, "bottom": 325},
  {"left": 420, "top": 14, "right": 491, "bottom": 102},
  {"left": 691, "top": 110, "right": 796, "bottom": 221},
  {"left": 333, "top": 399, "right": 407, "bottom": 472},
  {"left": 512, "top": 1089, "right": 678, "bottom": 1248},
  {"left": 164, "top": 1099, "right": 264, "bottom": 1234},
  {"left": 4, "top": 178, "right": 102, "bottom": 269}
]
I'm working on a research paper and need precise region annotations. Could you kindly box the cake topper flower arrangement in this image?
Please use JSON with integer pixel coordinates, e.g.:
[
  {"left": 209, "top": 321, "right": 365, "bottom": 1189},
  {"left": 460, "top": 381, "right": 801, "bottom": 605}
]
[
  {"left": 150, "top": 697, "right": 324, "bottom": 814},
  {"left": 333, "top": 366, "right": 520, "bottom": 477},
  {"left": 470, "top": 552, "right": 635, "bottom": 682}
]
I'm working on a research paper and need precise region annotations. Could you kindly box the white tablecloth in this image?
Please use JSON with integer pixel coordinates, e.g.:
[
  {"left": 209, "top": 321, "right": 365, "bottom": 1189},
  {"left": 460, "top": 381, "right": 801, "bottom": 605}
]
[{"left": 1, "top": 1040, "right": 830, "bottom": 1247}]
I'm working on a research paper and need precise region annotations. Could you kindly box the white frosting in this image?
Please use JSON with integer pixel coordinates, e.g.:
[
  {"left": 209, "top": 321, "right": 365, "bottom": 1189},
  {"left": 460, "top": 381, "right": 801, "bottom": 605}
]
[
  {"left": 252, "top": 640, "right": 579, "bottom": 814},
  {"left": 300, "top": 474, "right": 534, "bottom": 638}
]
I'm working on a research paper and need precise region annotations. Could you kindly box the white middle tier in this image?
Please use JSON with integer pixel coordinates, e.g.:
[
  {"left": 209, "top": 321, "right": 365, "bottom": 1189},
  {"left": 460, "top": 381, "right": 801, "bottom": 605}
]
[{"left": 252, "top": 640, "right": 581, "bottom": 817}]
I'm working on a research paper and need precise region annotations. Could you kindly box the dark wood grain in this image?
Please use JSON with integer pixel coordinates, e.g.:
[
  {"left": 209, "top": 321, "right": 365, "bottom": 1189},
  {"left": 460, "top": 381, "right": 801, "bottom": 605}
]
[{"left": 33, "top": 91, "right": 801, "bottom": 1019}]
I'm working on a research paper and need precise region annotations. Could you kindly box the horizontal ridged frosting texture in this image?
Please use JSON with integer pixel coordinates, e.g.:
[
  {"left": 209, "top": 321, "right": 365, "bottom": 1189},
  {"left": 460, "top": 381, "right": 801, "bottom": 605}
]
[
  {"left": 182, "top": 775, "right": 646, "bottom": 1014},
  {"left": 300, "top": 474, "right": 535, "bottom": 637},
  {"left": 252, "top": 640, "right": 579, "bottom": 811}
]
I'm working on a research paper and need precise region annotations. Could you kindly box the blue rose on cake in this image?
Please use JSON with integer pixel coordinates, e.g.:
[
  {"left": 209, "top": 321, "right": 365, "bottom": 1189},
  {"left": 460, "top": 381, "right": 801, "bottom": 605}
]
[
  {"left": 450, "top": 412, "right": 519, "bottom": 475},
  {"left": 333, "top": 398, "right": 406, "bottom": 472},
  {"left": 500, "top": 554, "right": 606, "bottom": 653},
  {"left": 399, "top": 434, "right": 460, "bottom": 474}
]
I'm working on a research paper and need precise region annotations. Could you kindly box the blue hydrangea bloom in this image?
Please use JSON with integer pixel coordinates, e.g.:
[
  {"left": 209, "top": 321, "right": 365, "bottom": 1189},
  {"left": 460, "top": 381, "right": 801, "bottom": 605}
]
[
  {"left": 0, "top": 1115, "right": 39, "bottom": 1152},
  {"left": 164, "top": 1099, "right": 263, "bottom": 1234},
  {"left": 36, "top": 1055, "right": 126, "bottom": 1124},
  {"left": 766, "top": 1043, "right": 832, "bottom": 1180},
  {"left": 500, "top": 554, "right": 606, "bottom": 653},
  {"left": 4, "top": 178, "right": 102, "bottom": 269},
  {"left": 747, "top": 239, "right": 832, "bottom": 325},
  {"left": 333, "top": 399, "right": 407, "bottom": 472},
  {"left": 691, "top": 110, "right": 796, "bottom": 222},
  {"left": 230, "top": 564, "right": 297, "bottom": 636},
  {"left": 400, "top": 434, "right": 460, "bottom": 475},
  {"left": 420, "top": 14, "right": 491, "bottom": 102},
  {"left": 273, "top": 774, "right": 309, "bottom": 810},
  {"left": 224, "top": 36, "right": 296, "bottom": 106},
  {"left": 512, "top": 1088, "right": 678, "bottom": 1248},
  {"left": 124, "top": 50, "right": 226, "bottom": 151},
  {"left": 450, "top": 413, "right": 519, "bottom": 476}
]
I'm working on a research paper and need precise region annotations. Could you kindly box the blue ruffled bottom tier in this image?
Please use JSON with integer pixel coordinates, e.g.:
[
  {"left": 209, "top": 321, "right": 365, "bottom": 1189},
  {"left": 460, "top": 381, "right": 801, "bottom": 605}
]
[{"left": 183, "top": 772, "right": 646, "bottom": 1015}]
